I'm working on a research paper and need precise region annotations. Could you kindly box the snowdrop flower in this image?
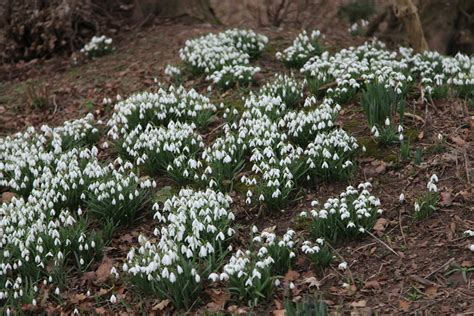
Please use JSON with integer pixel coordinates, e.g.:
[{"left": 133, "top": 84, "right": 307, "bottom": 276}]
[
  {"left": 110, "top": 294, "right": 117, "bottom": 304},
  {"left": 338, "top": 262, "right": 348, "bottom": 271},
  {"left": 399, "top": 193, "right": 405, "bottom": 203},
  {"left": 414, "top": 202, "right": 420, "bottom": 212}
]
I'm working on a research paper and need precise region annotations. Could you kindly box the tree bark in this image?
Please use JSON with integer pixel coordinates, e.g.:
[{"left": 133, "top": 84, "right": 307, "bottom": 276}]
[{"left": 393, "top": 0, "right": 428, "bottom": 52}]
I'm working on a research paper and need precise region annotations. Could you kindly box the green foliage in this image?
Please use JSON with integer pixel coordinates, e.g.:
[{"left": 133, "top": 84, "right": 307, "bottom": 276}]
[
  {"left": 362, "top": 83, "right": 405, "bottom": 146},
  {"left": 362, "top": 83, "right": 404, "bottom": 128},
  {"left": 284, "top": 295, "right": 328, "bottom": 316},
  {"left": 301, "top": 240, "right": 332, "bottom": 272},
  {"left": 86, "top": 171, "right": 152, "bottom": 227},
  {"left": 307, "top": 183, "right": 381, "bottom": 244},
  {"left": 414, "top": 191, "right": 440, "bottom": 220}
]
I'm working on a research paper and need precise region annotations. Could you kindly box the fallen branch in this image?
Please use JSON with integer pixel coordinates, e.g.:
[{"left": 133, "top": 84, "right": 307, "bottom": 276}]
[
  {"left": 365, "top": 230, "right": 401, "bottom": 257},
  {"left": 424, "top": 257, "right": 455, "bottom": 279},
  {"left": 404, "top": 112, "right": 425, "bottom": 123}
]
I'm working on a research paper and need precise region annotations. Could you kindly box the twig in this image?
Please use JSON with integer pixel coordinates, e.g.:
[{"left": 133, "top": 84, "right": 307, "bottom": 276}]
[
  {"left": 404, "top": 112, "right": 425, "bottom": 124},
  {"left": 412, "top": 298, "right": 445, "bottom": 313},
  {"left": 462, "top": 148, "right": 471, "bottom": 186},
  {"left": 399, "top": 207, "right": 407, "bottom": 246},
  {"left": 204, "top": 123, "right": 225, "bottom": 138},
  {"left": 52, "top": 94, "right": 58, "bottom": 115},
  {"left": 424, "top": 258, "right": 455, "bottom": 279},
  {"left": 326, "top": 243, "right": 355, "bottom": 287},
  {"left": 365, "top": 230, "right": 401, "bottom": 257}
]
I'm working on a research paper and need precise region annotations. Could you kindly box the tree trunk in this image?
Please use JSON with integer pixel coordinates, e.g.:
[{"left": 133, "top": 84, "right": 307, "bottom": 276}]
[
  {"left": 369, "top": 0, "right": 473, "bottom": 55},
  {"left": 393, "top": 0, "right": 428, "bottom": 53}
]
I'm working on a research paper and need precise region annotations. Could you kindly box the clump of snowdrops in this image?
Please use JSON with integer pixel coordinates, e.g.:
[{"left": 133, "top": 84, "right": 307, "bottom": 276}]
[
  {"left": 120, "top": 121, "right": 204, "bottom": 183},
  {"left": 414, "top": 174, "right": 440, "bottom": 220},
  {"left": 260, "top": 74, "right": 305, "bottom": 108},
  {"left": 81, "top": 35, "right": 113, "bottom": 58},
  {"left": 301, "top": 239, "right": 333, "bottom": 271},
  {"left": 179, "top": 29, "right": 268, "bottom": 76},
  {"left": 276, "top": 30, "right": 325, "bottom": 68},
  {"left": 107, "top": 85, "right": 217, "bottom": 140},
  {"left": 123, "top": 188, "right": 234, "bottom": 309},
  {"left": 209, "top": 229, "right": 296, "bottom": 306},
  {"left": 207, "top": 65, "right": 261, "bottom": 89},
  {"left": 301, "top": 182, "right": 382, "bottom": 243}
]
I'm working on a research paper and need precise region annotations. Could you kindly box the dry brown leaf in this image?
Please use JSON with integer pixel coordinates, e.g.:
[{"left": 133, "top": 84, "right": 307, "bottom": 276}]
[
  {"left": 82, "top": 271, "right": 96, "bottom": 283},
  {"left": 1, "top": 192, "right": 16, "bottom": 203},
  {"left": 274, "top": 299, "right": 283, "bottom": 310},
  {"left": 425, "top": 285, "right": 438, "bottom": 298},
  {"left": 273, "top": 309, "right": 285, "bottom": 316},
  {"left": 207, "top": 289, "right": 230, "bottom": 310},
  {"left": 227, "top": 305, "right": 248, "bottom": 314},
  {"left": 263, "top": 226, "right": 276, "bottom": 233},
  {"left": 373, "top": 218, "right": 388, "bottom": 232},
  {"left": 451, "top": 136, "right": 466, "bottom": 146},
  {"left": 364, "top": 280, "right": 380, "bottom": 289},
  {"left": 284, "top": 270, "right": 300, "bottom": 282},
  {"left": 418, "top": 131, "right": 424, "bottom": 140},
  {"left": 95, "top": 307, "right": 107, "bottom": 315},
  {"left": 375, "top": 162, "right": 386, "bottom": 174},
  {"left": 399, "top": 300, "right": 410, "bottom": 312},
  {"left": 120, "top": 234, "right": 134, "bottom": 243},
  {"left": 304, "top": 276, "right": 320, "bottom": 288},
  {"left": 71, "top": 293, "right": 87, "bottom": 304},
  {"left": 440, "top": 192, "right": 452, "bottom": 206},
  {"left": 96, "top": 256, "right": 113, "bottom": 283},
  {"left": 350, "top": 300, "right": 366, "bottom": 308},
  {"left": 152, "top": 299, "right": 170, "bottom": 311},
  {"left": 346, "top": 284, "right": 357, "bottom": 296}
]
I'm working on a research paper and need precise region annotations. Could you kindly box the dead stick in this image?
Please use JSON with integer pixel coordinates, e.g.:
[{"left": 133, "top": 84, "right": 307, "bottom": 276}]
[
  {"left": 326, "top": 243, "right": 355, "bottom": 287},
  {"left": 399, "top": 207, "right": 407, "bottom": 246},
  {"left": 424, "top": 257, "right": 455, "bottom": 279},
  {"left": 463, "top": 148, "right": 471, "bottom": 185},
  {"left": 404, "top": 112, "right": 425, "bottom": 124},
  {"left": 365, "top": 230, "right": 401, "bottom": 257}
]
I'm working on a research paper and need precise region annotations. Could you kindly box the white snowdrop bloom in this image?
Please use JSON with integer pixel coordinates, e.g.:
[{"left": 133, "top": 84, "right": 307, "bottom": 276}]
[
  {"left": 338, "top": 262, "right": 348, "bottom": 271},
  {"left": 399, "top": 193, "right": 405, "bottom": 203},
  {"left": 289, "top": 282, "right": 295, "bottom": 289},
  {"left": 209, "top": 273, "right": 219, "bottom": 282},
  {"left": 414, "top": 202, "right": 421, "bottom": 212},
  {"left": 110, "top": 294, "right": 117, "bottom": 304},
  {"left": 469, "top": 244, "right": 474, "bottom": 252}
]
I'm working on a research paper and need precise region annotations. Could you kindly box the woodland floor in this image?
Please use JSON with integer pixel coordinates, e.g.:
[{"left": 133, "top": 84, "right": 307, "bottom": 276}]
[{"left": 0, "top": 22, "right": 473, "bottom": 315}]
